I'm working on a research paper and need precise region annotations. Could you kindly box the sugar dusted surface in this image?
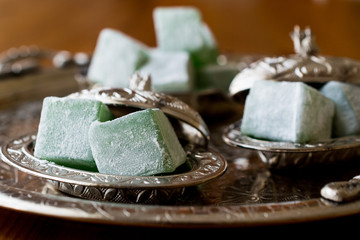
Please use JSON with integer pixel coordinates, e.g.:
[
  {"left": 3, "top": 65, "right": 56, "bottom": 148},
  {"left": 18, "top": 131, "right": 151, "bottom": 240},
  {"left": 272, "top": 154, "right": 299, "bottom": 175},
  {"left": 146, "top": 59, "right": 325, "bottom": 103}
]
[
  {"left": 89, "top": 108, "right": 186, "bottom": 176},
  {"left": 321, "top": 81, "right": 360, "bottom": 137},
  {"left": 139, "top": 50, "right": 194, "bottom": 93},
  {"left": 241, "top": 80, "right": 334, "bottom": 143},
  {"left": 34, "top": 97, "right": 113, "bottom": 171},
  {"left": 153, "top": 7, "right": 218, "bottom": 67},
  {"left": 87, "top": 28, "right": 149, "bottom": 88}
]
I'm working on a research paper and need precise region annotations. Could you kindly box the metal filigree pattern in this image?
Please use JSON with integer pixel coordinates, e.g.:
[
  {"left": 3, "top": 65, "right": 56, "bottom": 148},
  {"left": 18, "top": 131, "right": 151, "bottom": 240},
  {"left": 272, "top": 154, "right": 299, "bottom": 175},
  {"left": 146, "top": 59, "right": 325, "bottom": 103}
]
[
  {"left": 229, "top": 26, "right": 360, "bottom": 95},
  {"left": 2, "top": 100, "right": 360, "bottom": 225},
  {"left": 68, "top": 87, "right": 210, "bottom": 147},
  {"left": 222, "top": 120, "right": 360, "bottom": 169},
  {"left": 54, "top": 181, "right": 186, "bottom": 204},
  {"left": 0, "top": 134, "right": 227, "bottom": 203},
  {"left": 128, "top": 72, "right": 152, "bottom": 91}
]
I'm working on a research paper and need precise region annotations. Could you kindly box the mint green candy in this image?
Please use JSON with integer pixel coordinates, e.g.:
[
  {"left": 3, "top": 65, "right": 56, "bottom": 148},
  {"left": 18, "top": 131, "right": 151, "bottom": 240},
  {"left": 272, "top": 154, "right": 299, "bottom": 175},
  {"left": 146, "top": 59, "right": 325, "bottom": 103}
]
[
  {"left": 241, "top": 80, "right": 334, "bottom": 143},
  {"left": 320, "top": 81, "right": 360, "bottom": 137},
  {"left": 87, "top": 28, "right": 149, "bottom": 88},
  {"left": 34, "top": 97, "right": 114, "bottom": 171},
  {"left": 139, "top": 50, "right": 194, "bottom": 93},
  {"left": 195, "top": 64, "right": 239, "bottom": 92},
  {"left": 89, "top": 109, "right": 187, "bottom": 176},
  {"left": 153, "top": 7, "right": 218, "bottom": 67}
]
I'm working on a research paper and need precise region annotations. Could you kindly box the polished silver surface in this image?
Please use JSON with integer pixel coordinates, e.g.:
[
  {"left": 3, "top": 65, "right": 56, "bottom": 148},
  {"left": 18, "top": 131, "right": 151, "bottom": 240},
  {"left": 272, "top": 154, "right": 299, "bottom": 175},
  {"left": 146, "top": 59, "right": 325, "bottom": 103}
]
[
  {"left": 321, "top": 176, "right": 360, "bottom": 203},
  {"left": 0, "top": 46, "right": 90, "bottom": 79},
  {"left": 0, "top": 99, "right": 360, "bottom": 226},
  {"left": 223, "top": 120, "right": 360, "bottom": 169},
  {"left": 1, "top": 63, "right": 360, "bottom": 227},
  {"left": 0, "top": 134, "right": 226, "bottom": 204},
  {"left": 68, "top": 87, "right": 210, "bottom": 147},
  {"left": 229, "top": 26, "right": 360, "bottom": 95},
  {"left": 128, "top": 72, "right": 152, "bottom": 91}
]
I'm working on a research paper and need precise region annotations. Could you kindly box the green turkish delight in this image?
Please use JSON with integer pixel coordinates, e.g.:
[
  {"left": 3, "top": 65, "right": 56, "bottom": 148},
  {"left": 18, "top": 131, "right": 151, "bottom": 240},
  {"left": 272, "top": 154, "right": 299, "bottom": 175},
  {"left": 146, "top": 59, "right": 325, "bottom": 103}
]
[
  {"left": 87, "top": 28, "right": 149, "bottom": 88},
  {"left": 195, "top": 64, "right": 239, "bottom": 92},
  {"left": 153, "top": 6, "right": 218, "bottom": 67},
  {"left": 139, "top": 50, "right": 194, "bottom": 93},
  {"left": 241, "top": 80, "right": 334, "bottom": 143},
  {"left": 320, "top": 81, "right": 360, "bottom": 137},
  {"left": 89, "top": 108, "right": 186, "bottom": 176},
  {"left": 34, "top": 97, "right": 114, "bottom": 171}
]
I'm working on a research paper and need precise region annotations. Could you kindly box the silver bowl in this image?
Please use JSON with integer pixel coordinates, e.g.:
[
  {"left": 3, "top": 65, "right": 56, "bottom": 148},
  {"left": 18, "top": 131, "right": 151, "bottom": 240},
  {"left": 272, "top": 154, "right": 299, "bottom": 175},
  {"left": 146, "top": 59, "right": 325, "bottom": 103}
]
[
  {"left": 68, "top": 87, "right": 211, "bottom": 147},
  {"left": 1, "top": 134, "right": 227, "bottom": 204},
  {"left": 223, "top": 120, "right": 360, "bottom": 169}
]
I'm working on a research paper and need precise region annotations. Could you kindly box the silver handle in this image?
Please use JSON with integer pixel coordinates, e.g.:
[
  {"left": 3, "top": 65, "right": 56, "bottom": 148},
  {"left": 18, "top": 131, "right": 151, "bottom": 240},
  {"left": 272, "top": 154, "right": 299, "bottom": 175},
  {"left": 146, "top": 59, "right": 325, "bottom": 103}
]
[{"left": 321, "top": 176, "right": 360, "bottom": 202}]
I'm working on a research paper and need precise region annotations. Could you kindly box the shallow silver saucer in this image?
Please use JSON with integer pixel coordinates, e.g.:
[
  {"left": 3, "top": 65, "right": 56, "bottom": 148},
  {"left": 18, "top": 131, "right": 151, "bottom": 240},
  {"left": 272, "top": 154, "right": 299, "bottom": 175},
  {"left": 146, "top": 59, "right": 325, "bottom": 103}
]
[
  {"left": 223, "top": 120, "right": 360, "bottom": 169},
  {"left": 0, "top": 134, "right": 227, "bottom": 204}
]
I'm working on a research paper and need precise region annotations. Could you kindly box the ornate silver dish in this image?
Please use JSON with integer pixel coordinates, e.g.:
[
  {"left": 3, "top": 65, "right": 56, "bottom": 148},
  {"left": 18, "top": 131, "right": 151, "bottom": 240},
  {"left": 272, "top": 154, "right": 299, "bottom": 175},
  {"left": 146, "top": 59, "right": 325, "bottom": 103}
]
[
  {"left": 68, "top": 87, "right": 211, "bottom": 147},
  {"left": 229, "top": 26, "right": 360, "bottom": 96},
  {"left": 0, "top": 134, "right": 227, "bottom": 204},
  {"left": 223, "top": 120, "right": 360, "bottom": 169},
  {"left": 1, "top": 48, "right": 360, "bottom": 226},
  {"left": 1, "top": 81, "right": 360, "bottom": 226}
]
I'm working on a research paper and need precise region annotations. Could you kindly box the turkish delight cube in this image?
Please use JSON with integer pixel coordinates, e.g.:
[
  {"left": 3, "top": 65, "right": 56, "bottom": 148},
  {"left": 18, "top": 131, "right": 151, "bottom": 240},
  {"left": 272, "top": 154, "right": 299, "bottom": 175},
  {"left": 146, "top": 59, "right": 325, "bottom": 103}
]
[
  {"left": 139, "top": 49, "right": 194, "bottom": 93},
  {"left": 87, "top": 28, "right": 149, "bottom": 88},
  {"left": 195, "top": 63, "right": 239, "bottom": 92},
  {"left": 241, "top": 80, "right": 334, "bottom": 143},
  {"left": 34, "top": 97, "right": 114, "bottom": 171},
  {"left": 89, "top": 108, "right": 186, "bottom": 176},
  {"left": 153, "top": 7, "right": 218, "bottom": 67},
  {"left": 320, "top": 81, "right": 360, "bottom": 137}
]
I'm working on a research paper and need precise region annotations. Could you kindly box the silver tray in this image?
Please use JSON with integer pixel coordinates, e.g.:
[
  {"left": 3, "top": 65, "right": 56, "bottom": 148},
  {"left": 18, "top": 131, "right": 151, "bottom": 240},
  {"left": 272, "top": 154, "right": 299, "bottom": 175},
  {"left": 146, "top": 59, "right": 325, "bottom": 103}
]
[
  {"left": 1, "top": 67, "right": 360, "bottom": 227},
  {"left": 0, "top": 134, "right": 227, "bottom": 204},
  {"left": 223, "top": 120, "right": 360, "bottom": 169}
]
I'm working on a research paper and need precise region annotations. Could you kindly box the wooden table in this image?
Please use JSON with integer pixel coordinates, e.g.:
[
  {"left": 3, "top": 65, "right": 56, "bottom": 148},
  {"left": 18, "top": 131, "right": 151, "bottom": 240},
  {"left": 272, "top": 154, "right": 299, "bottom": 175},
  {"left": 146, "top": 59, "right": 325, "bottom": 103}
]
[
  {"left": 1, "top": 0, "right": 360, "bottom": 59},
  {"left": 1, "top": 0, "right": 360, "bottom": 238}
]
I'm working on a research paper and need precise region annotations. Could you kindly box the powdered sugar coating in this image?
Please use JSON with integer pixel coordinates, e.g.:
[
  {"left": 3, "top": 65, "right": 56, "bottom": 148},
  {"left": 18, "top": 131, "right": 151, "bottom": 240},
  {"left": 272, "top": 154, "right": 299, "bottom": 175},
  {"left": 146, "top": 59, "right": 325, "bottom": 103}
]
[
  {"left": 34, "top": 97, "right": 113, "bottom": 171},
  {"left": 89, "top": 108, "right": 186, "bottom": 176}
]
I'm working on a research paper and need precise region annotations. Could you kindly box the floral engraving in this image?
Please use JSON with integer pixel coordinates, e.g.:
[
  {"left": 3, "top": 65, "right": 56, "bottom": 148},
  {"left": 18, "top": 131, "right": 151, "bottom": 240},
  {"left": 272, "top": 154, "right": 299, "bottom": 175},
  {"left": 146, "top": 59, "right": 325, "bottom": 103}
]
[{"left": 1, "top": 134, "right": 227, "bottom": 203}]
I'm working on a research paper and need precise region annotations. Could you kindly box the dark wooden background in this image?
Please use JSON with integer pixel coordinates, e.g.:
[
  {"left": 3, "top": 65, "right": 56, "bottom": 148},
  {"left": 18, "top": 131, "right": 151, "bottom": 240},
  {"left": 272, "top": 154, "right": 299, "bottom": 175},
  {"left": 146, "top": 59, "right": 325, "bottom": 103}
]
[{"left": 1, "top": 0, "right": 360, "bottom": 59}]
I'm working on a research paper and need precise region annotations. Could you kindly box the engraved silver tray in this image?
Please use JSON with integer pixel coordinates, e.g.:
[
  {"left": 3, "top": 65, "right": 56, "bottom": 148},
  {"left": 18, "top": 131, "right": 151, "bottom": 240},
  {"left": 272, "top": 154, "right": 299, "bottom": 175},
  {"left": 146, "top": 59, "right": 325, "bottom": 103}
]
[
  {"left": 223, "top": 120, "right": 360, "bottom": 169},
  {"left": 0, "top": 133, "right": 227, "bottom": 204},
  {"left": 1, "top": 93, "right": 360, "bottom": 226},
  {"left": 1, "top": 61, "right": 360, "bottom": 227}
]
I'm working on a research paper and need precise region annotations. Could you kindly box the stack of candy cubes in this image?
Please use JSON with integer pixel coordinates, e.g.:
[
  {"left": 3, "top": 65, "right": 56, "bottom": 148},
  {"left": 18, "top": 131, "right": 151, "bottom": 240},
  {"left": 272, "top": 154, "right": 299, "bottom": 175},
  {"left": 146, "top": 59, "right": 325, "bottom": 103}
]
[
  {"left": 87, "top": 6, "right": 239, "bottom": 93},
  {"left": 241, "top": 80, "right": 360, "bottom": 143},
  {"left": 34, "top": 97, "right": 187, "bottom": 176}
]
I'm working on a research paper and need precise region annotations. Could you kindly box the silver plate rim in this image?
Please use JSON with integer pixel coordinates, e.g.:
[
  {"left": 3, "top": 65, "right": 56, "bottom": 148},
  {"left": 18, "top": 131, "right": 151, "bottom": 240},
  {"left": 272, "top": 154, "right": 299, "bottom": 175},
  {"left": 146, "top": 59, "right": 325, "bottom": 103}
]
[
  {"left": 223, "top": 120, "right": 360, "bottom": 153},
  {"left": 0, "top": 134, "right": 227, "bottom": 189}
]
